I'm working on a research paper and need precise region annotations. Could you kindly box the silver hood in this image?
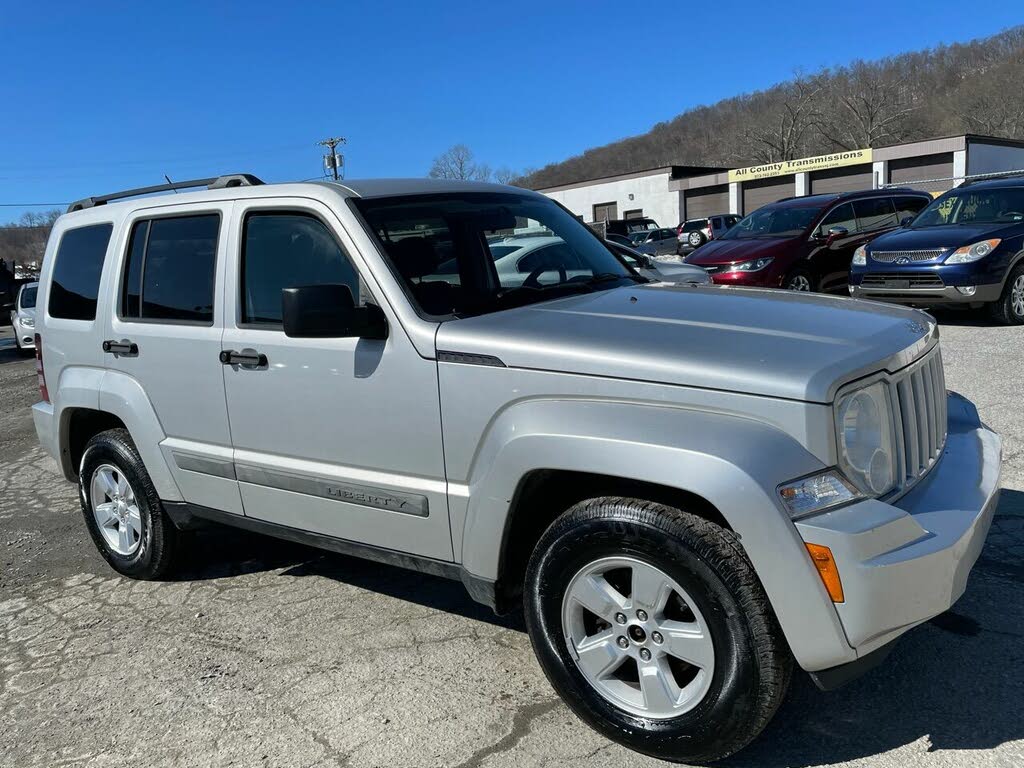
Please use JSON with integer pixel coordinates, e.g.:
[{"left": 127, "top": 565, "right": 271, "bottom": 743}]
[{"left": 435, "top": 283, "right": 937, "bottom": 403}]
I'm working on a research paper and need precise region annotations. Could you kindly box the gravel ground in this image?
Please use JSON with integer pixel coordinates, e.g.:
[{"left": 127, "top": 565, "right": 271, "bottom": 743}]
[{"left": 1, "top": 315, "right": 1022, "bottom": 768}]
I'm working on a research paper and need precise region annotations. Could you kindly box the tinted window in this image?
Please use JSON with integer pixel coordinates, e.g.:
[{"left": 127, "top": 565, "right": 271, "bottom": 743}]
[
  {"left": 853, "top": 197, "right": 897, "bottom": 232},
  {"left": 817, "top": 203, "right": 857, "bottom": 236},
  {"left": 720, "top": 206, "right": 823, "bottom": 239},
  {"left": 683, "top": 220, "right": 707, "bottom": 231},
  {"left": 122, "top": 215, "right": 219, "bottom": 322},
  {"left": 19, "top": 286, "right": 38, "bottom": 308},
  {"left": 895, "top": 196, "right": 929, "bottom": 222},
  {"left": 242, "top": 212, "right": 360, "bottom": 325},
  {"left": 49, "top": 224, "right": 113, "bottom": 320}
]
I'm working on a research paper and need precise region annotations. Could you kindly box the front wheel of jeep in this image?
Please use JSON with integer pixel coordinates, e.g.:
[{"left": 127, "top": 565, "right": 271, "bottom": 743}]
[{"left": 524, "top": 497, "right": 792, "bottom": 764}]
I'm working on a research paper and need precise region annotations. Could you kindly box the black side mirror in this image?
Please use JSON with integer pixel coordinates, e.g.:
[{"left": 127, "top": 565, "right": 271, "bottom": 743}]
[
  {"left": 282, "top": 284, "right": 388, "bottom": 340},
  {"left": 900, "top": 216, "right": 915, "bottom": 227}
]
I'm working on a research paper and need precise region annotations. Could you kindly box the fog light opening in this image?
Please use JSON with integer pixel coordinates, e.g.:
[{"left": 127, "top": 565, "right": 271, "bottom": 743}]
[
  {"left": 956, "top": 286, "right": 977, "bottom": 296},
  {"left": 805, "top": 543, "right": 845, "bottom": 603}
]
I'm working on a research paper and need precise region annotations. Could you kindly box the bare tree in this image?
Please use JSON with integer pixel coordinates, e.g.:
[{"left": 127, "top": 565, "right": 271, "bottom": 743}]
[
  {"left": 494, "top": 166, "right": 516, "bottom": 184},
  {"left": 814, "top": 63, "right": 918, "bottom": 150},
  {"left": 742, "top": 77, "right": 822, "bottom": 163},
  {"left": 428, "top": 144, "right": 492, "bottom": 181}
]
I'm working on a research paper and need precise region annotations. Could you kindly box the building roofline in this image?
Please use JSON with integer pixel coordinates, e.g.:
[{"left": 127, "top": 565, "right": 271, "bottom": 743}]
[{"left": 533, "top": 165, "right": 728, "bottom": 193}]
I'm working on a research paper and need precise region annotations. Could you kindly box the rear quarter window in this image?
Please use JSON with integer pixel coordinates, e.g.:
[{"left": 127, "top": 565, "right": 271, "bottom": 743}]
[{"left": 48, "top": 223, "right": 114, "bottom": 320}]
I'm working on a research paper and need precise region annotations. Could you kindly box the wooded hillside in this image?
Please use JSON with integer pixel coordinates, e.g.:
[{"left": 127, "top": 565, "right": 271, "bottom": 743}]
[{"left": 523, "top": 27, "right": 1024, "bottom": 188}]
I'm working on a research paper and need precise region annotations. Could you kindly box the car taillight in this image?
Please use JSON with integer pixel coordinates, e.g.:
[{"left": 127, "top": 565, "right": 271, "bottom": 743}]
[
  {"left": 35, "top": 335, "right": 49, "bottom": 403},
  {"left": 677, "top": 224, "right": 684, "bottom": 235}
]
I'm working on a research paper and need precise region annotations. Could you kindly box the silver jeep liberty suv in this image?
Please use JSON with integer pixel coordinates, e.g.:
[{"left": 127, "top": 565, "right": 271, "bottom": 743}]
[{"left": 32, "top": 175, "right": 1001, "bottom": 762}]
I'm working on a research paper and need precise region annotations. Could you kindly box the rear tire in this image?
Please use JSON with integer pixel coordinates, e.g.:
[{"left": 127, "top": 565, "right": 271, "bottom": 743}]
[
  {"left": 78, "top": 428, "right": 181, "bottom": 579},
  {"left": 988, "top": 264, "right": 1024, "bottom": 325},
  {"left": 524, "top": 497, "right": 792, "bottom": 763},
  {"left": 688, "top": 231, "right": 706, "bottom": 247}
]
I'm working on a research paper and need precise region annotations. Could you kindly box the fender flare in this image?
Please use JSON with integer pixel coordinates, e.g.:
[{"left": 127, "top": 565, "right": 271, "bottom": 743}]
[{"left": 458, "top": 398, "right": 854, "bottom": 671}]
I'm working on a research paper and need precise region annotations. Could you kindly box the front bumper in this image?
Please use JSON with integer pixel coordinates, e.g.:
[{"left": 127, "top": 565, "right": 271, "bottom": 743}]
[
  {"left": 849, "top": 283, "right": 1002, "bottom": 305},
  {"left": 796, "top": 392, "right": 1001, "bottom": 661}
]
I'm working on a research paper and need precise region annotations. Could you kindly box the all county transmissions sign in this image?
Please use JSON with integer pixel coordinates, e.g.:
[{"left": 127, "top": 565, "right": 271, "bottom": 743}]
[{"left": 728, "top": 149, "right": 873, "bottom": 182}]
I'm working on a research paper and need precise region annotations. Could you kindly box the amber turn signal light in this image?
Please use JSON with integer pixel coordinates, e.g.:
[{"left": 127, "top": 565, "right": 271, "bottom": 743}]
[{"left": 805, "top": 543, "right": 844, "bottom": 603}]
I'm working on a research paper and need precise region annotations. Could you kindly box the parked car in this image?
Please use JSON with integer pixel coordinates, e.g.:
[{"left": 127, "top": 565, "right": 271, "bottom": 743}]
[
  {"left": 678, "top": 214, "right": 740, "bottom": 249},
  {"left": 31, "top": 175, "right": 999, "bottom": 763},
  {"left": 9, "top": 281, "right": 38, "bottom": 354},
  {"left": 605, "top": 233, "right": 634, "bottom": 248},
  {"left": 604, "top": 217, "right": 658, "bottom": 237},
  {"left": 606, "top": 240, "right": 712, "bottom": 284},
  {"left": 686, "top": 189, "right": 932, "bottom": 292},
  {"left": 632, "top": 227, "right": 680, "bottom": 256},
  {"left": 849, "top": 177, "right": 1024, "bottom": 324}
]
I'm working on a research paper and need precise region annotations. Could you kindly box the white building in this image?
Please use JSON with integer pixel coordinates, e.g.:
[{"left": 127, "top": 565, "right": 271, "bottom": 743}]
[{"left": 537, "top": 134, "right": 1024, "bottom": 226}]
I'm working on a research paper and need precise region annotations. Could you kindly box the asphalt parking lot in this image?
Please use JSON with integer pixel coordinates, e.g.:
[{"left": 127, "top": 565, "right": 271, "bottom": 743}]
[{"left": 1, "top": 315, "right": 1022, "bottom": 768}]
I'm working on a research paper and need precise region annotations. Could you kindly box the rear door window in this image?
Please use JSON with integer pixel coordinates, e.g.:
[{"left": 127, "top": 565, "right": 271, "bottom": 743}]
[
  {"left": 48, "top": 223, "right": 114, "bottom": 320},
  {"left": 853, "top": 197, "right": 898, "bottom": 232},
  {"left": 121, "top": 214, "right": 219, "bottom": 323}
]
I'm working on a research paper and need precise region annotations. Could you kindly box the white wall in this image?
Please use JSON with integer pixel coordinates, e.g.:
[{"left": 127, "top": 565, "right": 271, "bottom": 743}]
[
  {"left": 968, "top": 142, "right": 1024, "bottom": 176},
  {"left": 541, "top": 171, "right": 682, "bottom": 228}
]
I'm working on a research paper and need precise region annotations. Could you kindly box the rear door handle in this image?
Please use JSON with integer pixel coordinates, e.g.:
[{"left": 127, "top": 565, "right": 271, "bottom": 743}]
[
  {"left": 219, "top": 349, "right": 267, "bottom": 368},
  {"left": 102, "top": 339, "right": 138, "bottom": 356}
]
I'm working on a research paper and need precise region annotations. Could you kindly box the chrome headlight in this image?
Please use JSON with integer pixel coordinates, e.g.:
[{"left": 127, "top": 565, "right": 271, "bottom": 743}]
[
  {"left": 835, "top": 381, "right": 897, "bottom": 496},
  {"left": 727, "top": 256, "right": 773, "bottom": 273},
  {"left": 945, "top": 239, "right": 1000, "bottom": 264},
  {"left": 20, "top": 316, "right": 35, "bottom": 328}
]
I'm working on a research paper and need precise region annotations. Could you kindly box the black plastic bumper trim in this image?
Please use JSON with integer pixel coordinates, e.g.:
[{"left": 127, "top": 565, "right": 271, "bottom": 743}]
[{"left": 808, "top": 638, "right": 899, "bottom": 691}]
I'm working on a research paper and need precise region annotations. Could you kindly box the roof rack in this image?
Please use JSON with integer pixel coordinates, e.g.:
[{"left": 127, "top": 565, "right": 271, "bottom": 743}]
[
  {"left": 66, "top": 173, "right": 264, "bottom": 213},
  {"left": 960, "top": 170, "right": 1024, "bottom": 187}
]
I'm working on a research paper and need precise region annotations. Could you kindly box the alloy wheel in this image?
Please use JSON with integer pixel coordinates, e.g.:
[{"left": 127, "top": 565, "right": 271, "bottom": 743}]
[
  {"left": 561, "top": 556, "right": 715, "bottom": 719},
  {"left": 788, "top": 275, "right": 811, "bottom": 291},
  {"left": 90, "top": 464, "right": 143, "bottom": 556},
  {"left": 1012, "top": 274, "right": 1024, "bottom": 318}
]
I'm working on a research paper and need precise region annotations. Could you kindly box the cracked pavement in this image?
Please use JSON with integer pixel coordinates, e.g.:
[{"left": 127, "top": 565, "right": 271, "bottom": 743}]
[{"left": 1, "top": 314, "right": 1023, "bottom": 768}]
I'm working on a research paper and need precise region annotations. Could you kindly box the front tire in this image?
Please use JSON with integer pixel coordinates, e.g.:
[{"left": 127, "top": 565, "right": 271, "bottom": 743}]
[
  {"left": 79, "top": 428, "right": 181, "bottom": 579},
  {"left": 524, "top": 497, "right": 792, "bottom": 763},
  {"left": 785, "top": 268, "right": 816, "bottom": 292},
  {"left": 988, "top": 264, "right": 1024, "bottom": 325}
]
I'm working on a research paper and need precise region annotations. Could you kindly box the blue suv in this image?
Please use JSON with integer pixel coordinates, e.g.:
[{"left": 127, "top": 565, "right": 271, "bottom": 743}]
[{"left": 849, "top": 177, "right": 1024, "bottom": 324}]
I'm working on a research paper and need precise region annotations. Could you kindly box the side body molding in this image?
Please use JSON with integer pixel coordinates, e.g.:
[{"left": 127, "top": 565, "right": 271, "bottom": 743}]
[
  {"left": 97, "top": 369, "right": 183, "bottom": 501},
  {"left": 456, "top": 398, "right": 855, "bottom": 671}
]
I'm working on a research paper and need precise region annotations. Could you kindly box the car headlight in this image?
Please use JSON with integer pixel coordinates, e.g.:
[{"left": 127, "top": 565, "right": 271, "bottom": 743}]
[
  {"left": 945, "top": 239, "right": 1000, "bottom": 264},
  {"left": 20, "top": 316, "right": 35, "bottom": 328},
  {"left": 835, "top": 381, "right": 897, "bottom": 497},
  {"left": 727, "top": 257, "right": 773, "bottom": 273},
  {"left": 778, "top": 470, "right": 861, "bottom": 520},
  {"left": 852, "top": 246, "right": 867, "bottom": 266}
]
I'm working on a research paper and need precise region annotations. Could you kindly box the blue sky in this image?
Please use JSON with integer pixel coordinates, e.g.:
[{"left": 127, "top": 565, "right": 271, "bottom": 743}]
[{"left": 1, "top": 0, "right": 1022, "bottom": 223}]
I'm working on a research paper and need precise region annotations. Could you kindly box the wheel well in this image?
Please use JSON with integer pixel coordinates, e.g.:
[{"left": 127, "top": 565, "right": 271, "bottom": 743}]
[
  {"left": 64, "top": 409, "right": 127, "bottom": 477},
  {"left": 493, "top": 469, "right": 730, "bottom": 614}
]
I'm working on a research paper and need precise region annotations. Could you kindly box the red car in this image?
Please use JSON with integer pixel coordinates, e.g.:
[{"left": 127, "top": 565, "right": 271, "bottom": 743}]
[{"left": 685, "top": 189, "right": 931, "bottom": 292}]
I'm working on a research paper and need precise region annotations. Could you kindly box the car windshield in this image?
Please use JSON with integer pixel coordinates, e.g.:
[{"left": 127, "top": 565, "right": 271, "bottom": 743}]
[
  {"left": 353, "top": 192, "right": 639, "bottom": 317},
  {"left": 912, "top": 187, "right": 1024, "bottom": 227},
  {"left": 718, "top": 205, "right": 823, "bottom": 240},
  {"left": 19, "top": 286, "right": 38, "bottom": 308}
]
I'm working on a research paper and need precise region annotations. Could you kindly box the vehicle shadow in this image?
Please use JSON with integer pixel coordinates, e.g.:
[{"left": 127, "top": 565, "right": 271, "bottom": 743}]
[
  {"left": 0, "top": 336, "right": 31, "bottom": 365},
  {"left": 171, "top": 490, "right": 1023, "bottom": 764},
  {"left": 929, "top": 307, "right": 1001, "bottom": 327}
]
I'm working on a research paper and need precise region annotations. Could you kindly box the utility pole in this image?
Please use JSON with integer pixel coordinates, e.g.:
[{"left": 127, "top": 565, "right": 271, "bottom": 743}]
[{"left": 318, "top": 136, "right": 347, "bottom": 180}]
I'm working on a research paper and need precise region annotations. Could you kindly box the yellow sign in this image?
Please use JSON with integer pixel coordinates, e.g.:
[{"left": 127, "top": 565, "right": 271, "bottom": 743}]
[{"left": 728, "top": 149, "right": 873, "bottom": 182}]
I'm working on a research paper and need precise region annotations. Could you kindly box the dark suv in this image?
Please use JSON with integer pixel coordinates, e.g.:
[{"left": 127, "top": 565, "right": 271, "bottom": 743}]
[
  {"left": 849, "top": 177, "right": 1024, "bottom": 324},
  {"left": 686, "top": 189, "right": 931, "bottom": 292}
]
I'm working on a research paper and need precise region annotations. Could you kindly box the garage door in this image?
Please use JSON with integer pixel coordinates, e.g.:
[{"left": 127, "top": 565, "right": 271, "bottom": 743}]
[
  {"left": 742, "top": 176, "right": 793, "bottom": 214},
  {"left": 810, "top": 164, "right": 873, "bottom": 195},
  {"left": 888, "top": 153, "right": 954, "bottom": 187},
  {"left": 684, "top": 185, "right": 729, "bottom": 220}
]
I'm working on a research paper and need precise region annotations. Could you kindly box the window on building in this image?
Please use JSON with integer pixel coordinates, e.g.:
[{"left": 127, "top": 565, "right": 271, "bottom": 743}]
[
  {"left": 241, "top": 212, "right": 360, "bottom": 325},
  {"left": 122, "top": 214, "right": 219, "bottom": 323},
  {"left": 854, "top": 197, "right": 897, "bottom": 232},
  {"left": 48, "top": 223, "right": 114, "bottom": 321},
  {"left": 623, "top": 209, "right": 644, "bottom": 219},
  {"left": 593, "top": 202, "right": 618, "bottom": 222}
]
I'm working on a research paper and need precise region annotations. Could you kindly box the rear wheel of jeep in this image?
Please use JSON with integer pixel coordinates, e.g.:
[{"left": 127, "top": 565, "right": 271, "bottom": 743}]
[
  {"left": 524, "top": 497, "right": 791, "bottom": 763},
  {"left": 78, "top": 428, "right": 181, "bottom": 579}
]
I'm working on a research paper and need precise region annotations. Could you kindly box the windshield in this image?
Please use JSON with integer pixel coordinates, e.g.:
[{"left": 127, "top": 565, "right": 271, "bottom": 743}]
[
  {"left": 353, "top": 192, "right": 638, "bottom": 317},
  {"left": 19, "top": 286, "right": 38, "bottom": 308},
  {"left": 718, "top": 205, "right": 824, "bottom": 240},
  {"left": 912, "top": 187, "right": 1024, "bottom": 227}
]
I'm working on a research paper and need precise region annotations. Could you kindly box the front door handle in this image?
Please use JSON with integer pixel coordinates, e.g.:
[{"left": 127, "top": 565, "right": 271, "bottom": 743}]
[
  {"left": 219, "top": 349, "right": 268, "bottom": 368},
  {"left": 102, "top": 339, "right": 138, "bottom": 356}
]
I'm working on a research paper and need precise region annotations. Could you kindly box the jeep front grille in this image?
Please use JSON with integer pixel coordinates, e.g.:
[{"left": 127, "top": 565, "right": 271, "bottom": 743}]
[
  {"left": 871, "top": 249, "right": 946, "bottom": 263},
  {"left": 891, "top": 348, "right": 947, "bottom": 490}
]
